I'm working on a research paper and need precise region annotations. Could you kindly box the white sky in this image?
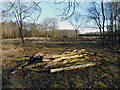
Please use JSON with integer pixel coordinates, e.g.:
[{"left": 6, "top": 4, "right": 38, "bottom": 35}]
[{"left": 58, "top": 21, "right": 74, "bottom": 30}]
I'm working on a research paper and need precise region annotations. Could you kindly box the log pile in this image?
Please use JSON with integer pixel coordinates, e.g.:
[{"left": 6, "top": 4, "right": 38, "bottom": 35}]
[{"left": 11, "top": 49, "right": 104, "bottom": 74}]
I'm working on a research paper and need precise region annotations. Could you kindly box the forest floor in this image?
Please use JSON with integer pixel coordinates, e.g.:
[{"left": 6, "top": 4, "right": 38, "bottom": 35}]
[{"left": 2, "top": 37, "right": 120, "bottom": 88}]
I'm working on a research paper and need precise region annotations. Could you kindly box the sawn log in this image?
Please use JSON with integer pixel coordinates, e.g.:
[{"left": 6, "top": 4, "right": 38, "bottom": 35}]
[{"left": 50, "top": 62, "right": 97, "bottom": 73}]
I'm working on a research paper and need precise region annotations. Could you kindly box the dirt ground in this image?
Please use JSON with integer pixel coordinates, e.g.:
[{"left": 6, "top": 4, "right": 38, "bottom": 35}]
[{"left": 2, "top": 37, "right": 120, "bottom": 88}]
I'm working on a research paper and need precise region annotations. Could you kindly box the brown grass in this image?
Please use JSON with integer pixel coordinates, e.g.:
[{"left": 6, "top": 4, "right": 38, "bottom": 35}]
[{"left": 2, "top": 37, "right": 120, "bottom": 88}]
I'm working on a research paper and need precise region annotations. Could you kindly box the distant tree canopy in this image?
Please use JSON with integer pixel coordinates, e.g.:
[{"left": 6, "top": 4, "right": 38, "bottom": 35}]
[
  {"left": 2, "top": 1, "right": 120, "bottom": 46},
  {"left": 2, "top": 18, "right": 75, "bottom": 39},
  {"left": 68, "top": 12, "right": 83, "bottom": 38},
  {"left": 56, "top": 1, "right": 120, "bottom": 45},
  {"left": 42, "top": 18, "right": 58, "bottom": 38},
  {"left": 2, "top": 1, "right": 41, "bottom": 44},
  {"left": 2, "top": 22, "right": 19, "bottom": 39}
]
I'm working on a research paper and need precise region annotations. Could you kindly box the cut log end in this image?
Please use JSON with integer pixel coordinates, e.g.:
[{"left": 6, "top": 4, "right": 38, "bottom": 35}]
[{"left": 11, "top": 69, "right": 19, "bottom": 74}]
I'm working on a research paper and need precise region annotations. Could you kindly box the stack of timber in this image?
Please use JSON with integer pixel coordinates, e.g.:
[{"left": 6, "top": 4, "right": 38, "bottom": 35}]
[{"left": 11, "top": 49, "right": 104, "bottom": 74}]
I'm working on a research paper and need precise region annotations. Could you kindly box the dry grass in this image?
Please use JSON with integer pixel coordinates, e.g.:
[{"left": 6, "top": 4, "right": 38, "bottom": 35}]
[{"left": 2, "top": 37, "right": 120, "bottom": 88}]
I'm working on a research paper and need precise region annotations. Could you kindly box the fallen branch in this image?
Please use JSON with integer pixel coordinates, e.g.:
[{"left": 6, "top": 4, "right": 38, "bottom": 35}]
[
  {"left": 25, "top": 62, "right": 46, "bottom": 68},
  {"left": 50, "top": 62, "right": 97, "bottom": 73},
  {"left": 117, "top": 50, "right": 120, "bottom": 53},
  {"left": 69, "top": 56, "right": 89, "bottom": 63},
  {"left": 11, "top": 49, "right": 103, "bottom": 74},
  {"left": 11, "top": 56, "right": 43, "bottom": 74},
  {"left": 34, "top": 49, "right": 86, "bottom": 60},
  {"left": 44, "top": 54, "right": 85, "bottom": 68},
  {"left": 24, "top": 67, "right": 48, "bottom": 72}
]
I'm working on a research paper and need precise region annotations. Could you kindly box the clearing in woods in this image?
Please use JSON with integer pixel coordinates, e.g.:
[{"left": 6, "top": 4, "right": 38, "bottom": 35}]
[{"left": 2, "top": 37, "right": 120, "bottom": 88}]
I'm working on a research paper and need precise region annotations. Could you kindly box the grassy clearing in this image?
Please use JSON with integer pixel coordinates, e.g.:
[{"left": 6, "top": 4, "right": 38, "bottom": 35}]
[{"left": 2, "top": 37, "right": 120, "bottom": 88}]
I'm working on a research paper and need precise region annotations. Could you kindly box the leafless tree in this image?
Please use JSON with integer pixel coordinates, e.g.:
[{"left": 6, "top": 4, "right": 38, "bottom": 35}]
[
  {"left": 88, "top": 2, "right": 108, "bottom": 45},
  {"left": 42, "top": 18, "right": 50, "bottom": 38},
  {"left": 55, "top": 0, "right": 120, "bottom": 46},
  {"left": 42, "top": 18, "right": 58, "bottom": 38},
  {"left": 104, "top": 1, "right": 119, "bottom": 45},
  {"left": 54, "top": 0, "right": 80, "bottom": 20},
  {"left": 114, "top": 2, "right": 119, "bottom": 44},
  {"left": 118, "top": 2, "right": 120, "bottom": 44},
  {"left": 101, "top": 1, "right": 105, "bottom": 45},
  {"left": 88, "top": 2, "right": 102, "bottom": 37},
  {"left": 2, "top": 22, "right": 18, "bottom": 38},
  {"left": 69, "top": 12, "right": 83, "bottom": 39},
  {"left": 2, "top": 0, "right": 41, "bottom": 44},
  {"left": 49, "top": 18, "right": 58, "bottom": 38},
  {"left": 29, "top": 22, "right": 37, "bottom": 37}
]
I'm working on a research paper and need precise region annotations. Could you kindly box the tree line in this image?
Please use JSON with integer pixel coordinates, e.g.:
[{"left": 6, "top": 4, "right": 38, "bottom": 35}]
[
  {"left": 2, "top": 0, "right": 120, "bottom": 46},
  {"left": 88, "top": 1, "right": 120, "bottom": 46},
  {"left": 2, "top": 18, "right": 75, "bottom": 39},
  {"left": 57, "top": 1, "right": 120, "bottom": 46}
]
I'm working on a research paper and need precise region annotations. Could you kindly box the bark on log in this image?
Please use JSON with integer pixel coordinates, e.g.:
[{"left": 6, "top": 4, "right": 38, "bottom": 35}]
[
  {"left": 34, "top": 49, "right": 86, "bottom": 59},
  {"left": 59, "top": 56, "right": 89, "bottom": 66},
  {"left": 117, "top": 50, "right": 120, "bottom": 53},
  {"left": 24, "top": 67, "right": 48, "bottom": 72},
  {"left": 51, "top": 54, "right": 85, "bottom": 63},
  {"left": 11, "top": 61, "right": 29, "bottom": 74},
  {"left": 69, "top": 56, "right": 89, "bottom": 63},
  {"left": 11, "top": 56, "right": 43, "bottom": 74},
  {"left": 50, "top": 62, "right": 97, "bottom": 73},
  {"left": 44, "top": 54, "right": 85, "bottom": 68},
  {"left": 26, "top": 62, "right": 46, "bottom": 68},
  {"left": 33, "top": 52, "right": 43, "bottom": 58},
  {"left": 11, "top": 69, "right": 20, "bottom": 74},
  {"left": 28, "top": 50, "right": 87, "bottom": 68},
  {"left": 12, "top": 49, "right": 100, "bottom": 74}
]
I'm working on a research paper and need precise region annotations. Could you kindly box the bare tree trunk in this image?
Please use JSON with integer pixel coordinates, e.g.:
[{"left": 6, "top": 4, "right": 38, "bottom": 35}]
[
  {"left": 115, "top": 2, "right": 119, "bottom": 45},
  {"left": 44, "top": 26, "right": 47, "bottom": 39},
  {"left": 5, "top": 28, "right": 7, "bottom": 39},
  {"left": 75, "top": 29, "right": 78, "bottom": 40},
  {"left": 19, "top": 28, "right": 24, "bottom": 44},
  {"left": 118, "top": 2, "right": 120, "bottom": 44},
  {"left": 106, "top": 12, "right": 109, "bottom": 43},
  {"left": 52, "top": 25, "right": 55, "bottom": 38},
  {"left": 118, "top": 17, "right": 120, "bottom": 44},
  {"left": 98, "top": 24, "right": 102, "bottom": 40},
  {"left": 16, "top": 29, "right": 18, "bottom": 38},
  {"left": 93, "top": 2, "right": 103, "bottom": 40},
  {"left": 111, "top": 2, "right": 114, "bottom": 44},
  {"left": 101, "top": 1, "right": 105, "bottom": 45},
  {"left": 32, "top": 30, "right": 35, "bottom": 37},
  {"left": 9, "top": 28, "right": 12, "bottom": 38},
  {"left": 19, "top": 1, "right": 24, "bottom": 44}
]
